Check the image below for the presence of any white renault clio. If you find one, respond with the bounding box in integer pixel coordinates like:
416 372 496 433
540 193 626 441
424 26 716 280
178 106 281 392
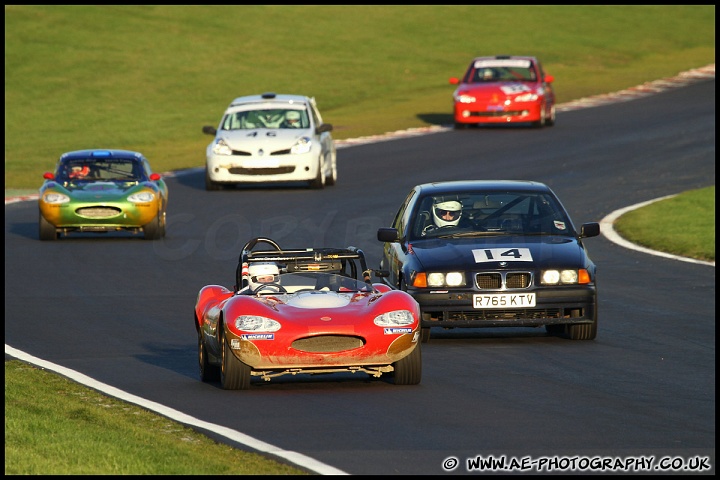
202 92 336 190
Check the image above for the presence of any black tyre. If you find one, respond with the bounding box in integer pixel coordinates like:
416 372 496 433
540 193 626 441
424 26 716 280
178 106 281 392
532 106 546 128
143 212 162 240
158 206 167 238
420 312 432 343
205 168 222 191
546 105 556 127
392 343 422 385
198 327 220 382
325 156 337 187
39 213 58 241
220 326 251 390
309 160 325 189
400 279 431 343
567 303 598 340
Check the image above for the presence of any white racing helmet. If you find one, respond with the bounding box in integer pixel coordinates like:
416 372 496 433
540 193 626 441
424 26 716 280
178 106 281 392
247 262 280 291
285 110 301 126
432 200 462 227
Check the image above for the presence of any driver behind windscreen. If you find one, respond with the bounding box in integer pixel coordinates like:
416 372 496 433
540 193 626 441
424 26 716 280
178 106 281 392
240 262 280 294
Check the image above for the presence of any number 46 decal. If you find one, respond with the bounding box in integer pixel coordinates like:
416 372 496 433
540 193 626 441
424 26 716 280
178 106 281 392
472 248 533 263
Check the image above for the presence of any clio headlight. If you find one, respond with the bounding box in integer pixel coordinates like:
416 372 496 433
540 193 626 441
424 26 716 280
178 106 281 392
456 94 476 103
290 137 312 154
374 310 415 327
211 138 233 156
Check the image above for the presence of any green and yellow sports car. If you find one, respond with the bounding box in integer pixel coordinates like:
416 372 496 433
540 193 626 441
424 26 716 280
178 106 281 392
38 149 169 241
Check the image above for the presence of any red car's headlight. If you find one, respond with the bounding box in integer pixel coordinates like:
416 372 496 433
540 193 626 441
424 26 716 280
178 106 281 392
235 315 281 332
374 310 415 327
455 94 476 103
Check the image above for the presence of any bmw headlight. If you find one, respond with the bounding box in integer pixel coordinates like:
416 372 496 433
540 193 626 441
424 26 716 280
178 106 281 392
235 315 281 332
128 191 155 203
419 271 466 288
514 93 539 102
290 136 312 154
456 94 476 103
211 138 233 156
541 269 591 285
374 310 414 327
42 192 70 204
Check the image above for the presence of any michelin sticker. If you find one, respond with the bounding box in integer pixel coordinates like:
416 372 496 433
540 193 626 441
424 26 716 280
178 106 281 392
384 328 413 335
241 333 274 340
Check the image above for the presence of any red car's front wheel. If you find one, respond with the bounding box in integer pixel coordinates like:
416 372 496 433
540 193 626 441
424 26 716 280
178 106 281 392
392 343 422 385
220 326 252 390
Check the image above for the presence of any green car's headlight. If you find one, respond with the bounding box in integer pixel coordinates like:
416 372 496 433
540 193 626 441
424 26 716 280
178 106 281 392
128 191 155 203
42 192 70 204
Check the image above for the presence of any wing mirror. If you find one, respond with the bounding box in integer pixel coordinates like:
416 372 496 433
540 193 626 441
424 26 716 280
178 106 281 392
580 222 600 238
377 227 399 242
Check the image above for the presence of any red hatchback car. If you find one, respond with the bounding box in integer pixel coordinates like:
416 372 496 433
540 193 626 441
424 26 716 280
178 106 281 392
449 55 555 129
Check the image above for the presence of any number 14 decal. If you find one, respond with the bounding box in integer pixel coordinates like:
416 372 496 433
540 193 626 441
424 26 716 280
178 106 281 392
472 248 533 263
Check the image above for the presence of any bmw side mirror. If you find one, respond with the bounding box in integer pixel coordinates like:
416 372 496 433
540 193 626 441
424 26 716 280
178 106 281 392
202 125 217 136
579 222 600 238
377 227 399 242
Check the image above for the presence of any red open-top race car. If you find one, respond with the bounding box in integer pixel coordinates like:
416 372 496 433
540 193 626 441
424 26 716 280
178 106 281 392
194 237 422 389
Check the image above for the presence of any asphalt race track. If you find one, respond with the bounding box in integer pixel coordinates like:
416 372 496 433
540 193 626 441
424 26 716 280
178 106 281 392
5 77 715 475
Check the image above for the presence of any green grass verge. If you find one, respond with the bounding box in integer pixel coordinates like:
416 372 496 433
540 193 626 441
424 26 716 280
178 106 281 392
4 361 308 475
4 5 715 190
614 186 715 262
